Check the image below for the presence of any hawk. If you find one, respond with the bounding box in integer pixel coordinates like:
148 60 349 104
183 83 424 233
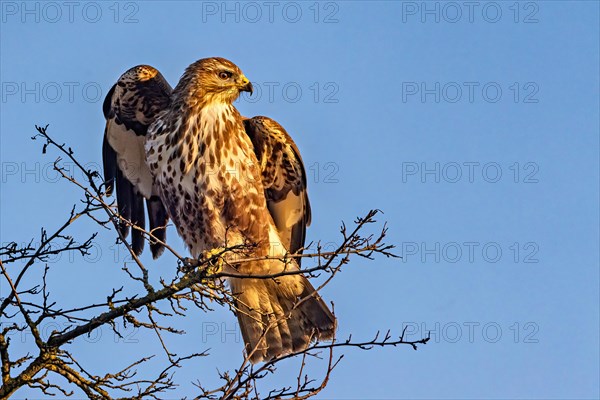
103 58 336 362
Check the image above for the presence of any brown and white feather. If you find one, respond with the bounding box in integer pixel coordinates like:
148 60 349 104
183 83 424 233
103 65 171 258
145 58 335 363
243 116 311 263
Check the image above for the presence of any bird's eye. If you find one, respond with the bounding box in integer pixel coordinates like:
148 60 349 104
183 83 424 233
218 71 232 80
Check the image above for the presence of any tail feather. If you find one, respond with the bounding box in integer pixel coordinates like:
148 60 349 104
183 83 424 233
231 273 336 364
297 277 336 340
234 279 270 362
274 289 306 352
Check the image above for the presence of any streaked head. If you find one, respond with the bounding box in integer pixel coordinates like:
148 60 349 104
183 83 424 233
180 57 253 104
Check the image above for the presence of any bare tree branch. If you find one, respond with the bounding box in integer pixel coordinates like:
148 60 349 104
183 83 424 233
0 126 429 399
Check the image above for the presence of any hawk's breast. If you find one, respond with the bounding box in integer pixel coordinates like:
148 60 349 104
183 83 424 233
146 103 270 257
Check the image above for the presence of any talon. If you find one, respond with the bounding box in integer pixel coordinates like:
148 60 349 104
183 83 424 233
197 247 227 299
202 247 225 275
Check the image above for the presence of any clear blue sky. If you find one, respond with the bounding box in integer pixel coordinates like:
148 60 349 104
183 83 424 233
1 1 598 398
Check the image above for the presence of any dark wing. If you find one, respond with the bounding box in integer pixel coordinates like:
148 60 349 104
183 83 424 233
243 116 311 265
103 65 172 258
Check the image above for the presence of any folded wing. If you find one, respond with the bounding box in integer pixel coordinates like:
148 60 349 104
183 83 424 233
102 65 172 258
243 116 311 264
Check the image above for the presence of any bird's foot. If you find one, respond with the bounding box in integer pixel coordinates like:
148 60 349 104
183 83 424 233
201 247 225 276
198 247 226 300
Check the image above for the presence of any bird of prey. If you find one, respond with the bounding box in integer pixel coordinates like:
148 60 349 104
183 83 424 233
103 58 336 362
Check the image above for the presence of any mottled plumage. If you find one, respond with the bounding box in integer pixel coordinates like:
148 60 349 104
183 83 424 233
102 66 171 258
104 58 335 363
243 116 311 263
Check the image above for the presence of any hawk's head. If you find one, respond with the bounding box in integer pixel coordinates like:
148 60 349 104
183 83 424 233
179 57 253 105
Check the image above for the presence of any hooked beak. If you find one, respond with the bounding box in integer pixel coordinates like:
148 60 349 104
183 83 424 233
239 75 253 95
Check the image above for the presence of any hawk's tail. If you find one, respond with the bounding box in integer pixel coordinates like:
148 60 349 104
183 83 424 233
230 274 336 364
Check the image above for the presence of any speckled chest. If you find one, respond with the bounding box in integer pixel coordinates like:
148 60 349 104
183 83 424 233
146 103 269 254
